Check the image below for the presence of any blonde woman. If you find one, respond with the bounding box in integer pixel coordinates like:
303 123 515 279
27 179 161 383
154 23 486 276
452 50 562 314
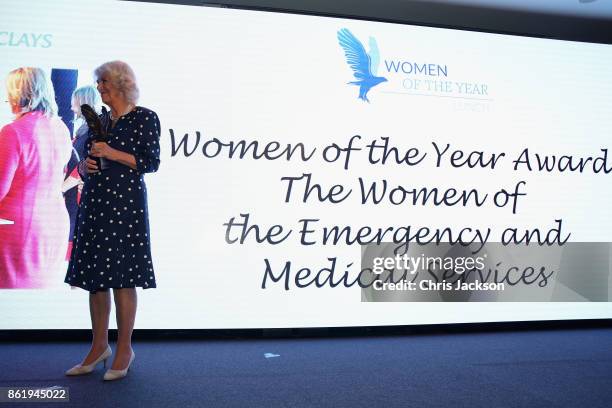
71 85 102 162
0 67 72 288
65 61 161 381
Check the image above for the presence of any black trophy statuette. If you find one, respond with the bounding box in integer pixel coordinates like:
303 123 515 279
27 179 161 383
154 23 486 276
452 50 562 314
81 104 111 171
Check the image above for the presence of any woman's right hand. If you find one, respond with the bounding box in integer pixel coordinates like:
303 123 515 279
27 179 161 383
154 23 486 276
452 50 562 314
85 157 99 173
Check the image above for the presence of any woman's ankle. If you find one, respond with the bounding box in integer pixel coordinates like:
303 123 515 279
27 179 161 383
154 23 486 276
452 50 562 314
91 341 109 351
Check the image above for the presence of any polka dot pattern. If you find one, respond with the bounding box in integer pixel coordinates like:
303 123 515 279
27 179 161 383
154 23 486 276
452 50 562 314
65 107 160 292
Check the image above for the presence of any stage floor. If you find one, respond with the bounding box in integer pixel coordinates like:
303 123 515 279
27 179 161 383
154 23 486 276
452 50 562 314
2 328 611 407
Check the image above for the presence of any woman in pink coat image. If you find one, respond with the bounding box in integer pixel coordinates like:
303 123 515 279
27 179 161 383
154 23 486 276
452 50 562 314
0 67 72 288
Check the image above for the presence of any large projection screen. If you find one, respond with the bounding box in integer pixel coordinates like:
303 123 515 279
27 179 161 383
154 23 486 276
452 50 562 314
1 0 611 329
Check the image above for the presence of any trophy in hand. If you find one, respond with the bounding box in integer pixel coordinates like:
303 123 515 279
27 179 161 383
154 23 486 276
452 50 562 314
81 104 111 171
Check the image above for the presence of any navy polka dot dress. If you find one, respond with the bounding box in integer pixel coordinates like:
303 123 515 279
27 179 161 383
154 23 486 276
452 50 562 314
65 107 160 293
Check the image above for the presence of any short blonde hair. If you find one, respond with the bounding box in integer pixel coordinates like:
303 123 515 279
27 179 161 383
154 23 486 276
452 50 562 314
72 85 102 119
6 67 58 116
94 60 139 105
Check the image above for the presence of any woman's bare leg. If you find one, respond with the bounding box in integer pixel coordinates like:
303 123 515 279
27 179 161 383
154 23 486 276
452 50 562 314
111 288 137 369
82 291 111 365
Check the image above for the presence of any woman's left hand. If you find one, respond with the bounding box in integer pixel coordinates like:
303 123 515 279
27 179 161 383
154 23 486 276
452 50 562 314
90 142 116 160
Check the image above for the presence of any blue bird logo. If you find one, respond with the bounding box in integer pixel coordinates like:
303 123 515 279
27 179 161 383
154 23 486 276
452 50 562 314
337 28 387 103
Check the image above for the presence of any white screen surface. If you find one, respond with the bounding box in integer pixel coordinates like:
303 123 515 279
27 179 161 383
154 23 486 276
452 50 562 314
0 0 611 328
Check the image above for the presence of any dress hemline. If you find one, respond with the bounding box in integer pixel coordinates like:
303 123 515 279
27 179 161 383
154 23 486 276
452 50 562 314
66 282 156 293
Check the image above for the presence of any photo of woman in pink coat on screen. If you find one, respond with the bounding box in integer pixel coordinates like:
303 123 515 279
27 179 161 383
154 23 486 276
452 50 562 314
0 67 72 288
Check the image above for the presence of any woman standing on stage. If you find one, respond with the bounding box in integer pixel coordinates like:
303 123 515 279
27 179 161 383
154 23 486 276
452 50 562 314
65 61 161 381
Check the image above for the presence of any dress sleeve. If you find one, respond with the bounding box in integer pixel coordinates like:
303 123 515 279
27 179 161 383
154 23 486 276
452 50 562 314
134 110 161 174
0 125 20 202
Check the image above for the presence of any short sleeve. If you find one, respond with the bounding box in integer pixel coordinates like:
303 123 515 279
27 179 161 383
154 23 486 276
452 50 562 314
0 124 21 202
134 110 161 174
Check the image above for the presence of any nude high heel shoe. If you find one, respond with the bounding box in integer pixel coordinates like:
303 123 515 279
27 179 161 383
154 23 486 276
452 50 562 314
65 345 112 376
103 350 135 381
